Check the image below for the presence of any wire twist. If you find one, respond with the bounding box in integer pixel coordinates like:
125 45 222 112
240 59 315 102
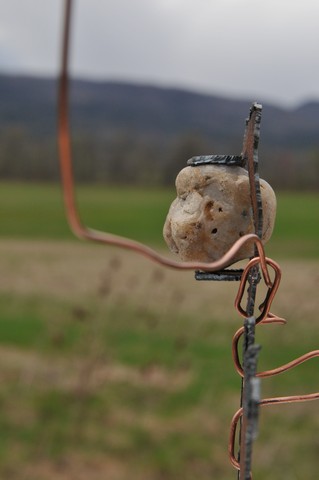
228 255 319 475
58 2 319 478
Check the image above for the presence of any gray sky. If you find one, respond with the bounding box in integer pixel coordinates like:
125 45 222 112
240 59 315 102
0 0 318 107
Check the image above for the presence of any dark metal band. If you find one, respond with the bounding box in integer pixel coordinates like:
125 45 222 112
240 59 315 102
187 155 244 167
195 269 244 282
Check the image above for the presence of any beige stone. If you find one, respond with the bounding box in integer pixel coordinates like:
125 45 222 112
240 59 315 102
163 165 276 264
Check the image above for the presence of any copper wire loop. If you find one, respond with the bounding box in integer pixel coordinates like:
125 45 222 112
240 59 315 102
230 257 319 477
232 323 319 379
229 392 319 472
235 256 281 320
58 1 318 479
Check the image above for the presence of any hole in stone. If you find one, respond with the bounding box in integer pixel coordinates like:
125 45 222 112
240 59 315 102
211 228 218 234
239 231 244 237
218 207 223 212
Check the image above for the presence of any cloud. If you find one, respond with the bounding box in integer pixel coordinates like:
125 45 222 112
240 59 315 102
0 0 318 106
0 0 63 74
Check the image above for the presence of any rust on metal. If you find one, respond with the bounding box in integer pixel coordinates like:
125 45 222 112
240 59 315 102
242 103 263 240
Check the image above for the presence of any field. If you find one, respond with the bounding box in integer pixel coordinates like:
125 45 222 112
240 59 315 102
1 182 319 257
0 182 318 479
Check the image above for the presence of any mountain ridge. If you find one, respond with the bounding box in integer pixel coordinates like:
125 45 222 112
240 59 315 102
1 73 319 150
0 73 318 189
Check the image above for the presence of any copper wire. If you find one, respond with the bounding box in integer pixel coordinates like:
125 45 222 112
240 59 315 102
229 392 319 472
235 256 281 319
58 1 318 478
229 248 319 477
57 0 271 281
232 323 319 379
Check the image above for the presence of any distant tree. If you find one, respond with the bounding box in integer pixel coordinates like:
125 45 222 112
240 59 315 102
0 127 57 180
161 133 210 186
311 149 319 191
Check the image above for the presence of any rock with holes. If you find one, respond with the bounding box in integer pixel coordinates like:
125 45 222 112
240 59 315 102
163 165 276 264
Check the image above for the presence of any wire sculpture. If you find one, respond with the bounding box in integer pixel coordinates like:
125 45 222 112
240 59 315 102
58 1 319 478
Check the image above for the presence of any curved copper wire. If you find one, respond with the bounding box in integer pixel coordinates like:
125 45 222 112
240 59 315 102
57 0 273 281
232 317 287 378
58 2 318 479
235 256 281 320
230 263 319 477
229 392 319 472
233 323 319 379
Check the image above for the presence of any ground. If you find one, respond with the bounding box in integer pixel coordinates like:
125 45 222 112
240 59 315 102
0 239 318 480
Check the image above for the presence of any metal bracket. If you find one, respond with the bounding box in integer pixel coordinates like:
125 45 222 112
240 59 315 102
187 155 244 167
193 103 263 282
195 269 244 282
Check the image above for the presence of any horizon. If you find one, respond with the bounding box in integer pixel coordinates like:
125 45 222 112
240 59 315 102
1 69 318 112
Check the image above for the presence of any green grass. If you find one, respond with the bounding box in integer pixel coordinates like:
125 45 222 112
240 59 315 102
0 181 318 478
0 182 318 257
0 182 174 246
274 192 319 240
0 283 318 479
269 192 319 258
0 314 44 348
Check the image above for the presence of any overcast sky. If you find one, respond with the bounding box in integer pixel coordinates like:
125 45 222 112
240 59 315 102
0 0 318 107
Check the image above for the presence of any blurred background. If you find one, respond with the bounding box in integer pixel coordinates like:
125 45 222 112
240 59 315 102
0 1 318 479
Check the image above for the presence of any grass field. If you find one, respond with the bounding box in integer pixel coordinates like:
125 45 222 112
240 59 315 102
0 182 318 257
0 182 318 479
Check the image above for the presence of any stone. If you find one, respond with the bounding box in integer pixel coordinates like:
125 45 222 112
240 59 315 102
163 165 276 264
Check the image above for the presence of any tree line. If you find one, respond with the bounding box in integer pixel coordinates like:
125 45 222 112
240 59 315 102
0 126 318 190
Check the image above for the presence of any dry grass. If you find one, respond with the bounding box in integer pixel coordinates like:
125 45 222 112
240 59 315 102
2 239 318 321
0 239 318 479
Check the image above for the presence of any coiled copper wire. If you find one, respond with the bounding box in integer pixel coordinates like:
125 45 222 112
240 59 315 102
229 256 319 477
58 1 318 479
229 392 319 472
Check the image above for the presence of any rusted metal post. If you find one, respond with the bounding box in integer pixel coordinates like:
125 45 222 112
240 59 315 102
237 104 263 480
238 318 261 479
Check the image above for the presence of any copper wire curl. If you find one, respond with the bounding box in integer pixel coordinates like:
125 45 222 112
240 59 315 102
229 258 319 476
58 1 318 478
229 393 319 471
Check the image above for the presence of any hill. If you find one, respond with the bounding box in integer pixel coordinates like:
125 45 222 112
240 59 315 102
2 74 319 146
0 74 318 187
